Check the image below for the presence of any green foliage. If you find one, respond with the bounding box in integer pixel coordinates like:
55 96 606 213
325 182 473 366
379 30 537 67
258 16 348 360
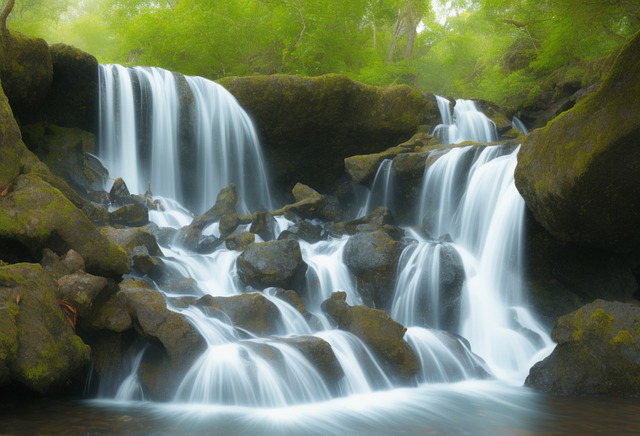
4 0 639 106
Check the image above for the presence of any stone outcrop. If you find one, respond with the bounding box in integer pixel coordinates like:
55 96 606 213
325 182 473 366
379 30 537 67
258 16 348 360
218 74 439 193
515 31 640 251
526 300 640 396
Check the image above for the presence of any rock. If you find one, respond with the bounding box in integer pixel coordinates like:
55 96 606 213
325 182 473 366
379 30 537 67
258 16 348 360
278 220 325 244
21 123 105 195
0 173 129 278
278 336 344 384
515 31 640 251
332 206 398 237
322 292 419 382
526 300 640 396
98 226 163 257
176 184 238 250
108 177 133 206
211 293 282 336
218 74 439 193
236 239 308 290
131 246 160 274
524 216 638 326
56 271 112 320
41 43 99 132
109 203 150 227
225 231 255 251
0 31 52 124
86 294 132 332
118 279 206 360
40 248 85 279
0 263 90 394
343 229 405 308
249 211 278 241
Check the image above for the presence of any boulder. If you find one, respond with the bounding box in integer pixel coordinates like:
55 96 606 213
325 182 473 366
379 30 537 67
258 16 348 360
39 248 85 279
278 336 344 384
56 271 112 320
515 31 640 251
526 300 640 396
117 279 206 360
218 74 439 193
0 172 129 278
99 226 163 257
109 203 150 227
343 229 405 308
236 239 308 290
322 292 419 382
211 293 282 336
0 263 90 394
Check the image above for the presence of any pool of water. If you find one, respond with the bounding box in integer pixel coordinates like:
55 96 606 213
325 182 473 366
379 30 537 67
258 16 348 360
2 381 639 435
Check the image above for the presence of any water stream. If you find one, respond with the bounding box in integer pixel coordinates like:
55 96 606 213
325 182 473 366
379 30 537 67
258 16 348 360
92 70 555 427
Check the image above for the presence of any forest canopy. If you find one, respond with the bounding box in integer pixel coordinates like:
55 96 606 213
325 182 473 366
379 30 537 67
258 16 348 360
5 0 640 107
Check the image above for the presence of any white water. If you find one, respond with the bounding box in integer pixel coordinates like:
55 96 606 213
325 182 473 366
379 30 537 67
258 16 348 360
98 65 273 214
96 73 553 411
431 97 499 144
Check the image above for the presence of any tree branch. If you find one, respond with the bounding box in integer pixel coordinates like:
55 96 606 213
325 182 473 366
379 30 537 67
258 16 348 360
1 0 15 34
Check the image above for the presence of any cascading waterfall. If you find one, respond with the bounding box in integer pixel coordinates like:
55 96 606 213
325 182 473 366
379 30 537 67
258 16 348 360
98 64 273 214
431 96 499 144
96 74 552 412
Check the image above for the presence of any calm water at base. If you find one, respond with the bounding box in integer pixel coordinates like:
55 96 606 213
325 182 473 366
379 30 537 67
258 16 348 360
1 381 639 435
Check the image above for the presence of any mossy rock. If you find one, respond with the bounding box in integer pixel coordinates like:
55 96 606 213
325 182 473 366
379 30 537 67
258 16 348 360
278 335 344 385
322 291 419 382
0 30 52 124
515 30 640 251
236 239 308 290
218 74 439 193
212 293 282 336
526 300 640 396
0 263 90 394
0 173 129 278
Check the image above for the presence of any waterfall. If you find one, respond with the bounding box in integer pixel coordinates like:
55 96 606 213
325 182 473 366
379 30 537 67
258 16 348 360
431 97 499 145
98 64 273 214
95 74 553 409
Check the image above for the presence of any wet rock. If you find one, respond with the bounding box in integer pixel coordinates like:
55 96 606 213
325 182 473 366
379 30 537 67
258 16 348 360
213 293 282 336
278 336 344 384
278 220 325 244
322 292 419 382
87 294 132 333
343 229 405 308
131 246 160 275
237 239 308 290
249 211 278 241
526 300 640 396
225 231 255 251
176 184 238 251
332 206 398 237
117 279 206 370
0 263 90 394
99 226 163 257
515 31 640 251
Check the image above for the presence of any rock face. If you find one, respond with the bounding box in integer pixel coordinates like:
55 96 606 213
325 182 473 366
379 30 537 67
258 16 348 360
526 300 640 396
515 31 640 251
322 291 419 382
236 239 308 290
218 74 439 193
0 264 90 394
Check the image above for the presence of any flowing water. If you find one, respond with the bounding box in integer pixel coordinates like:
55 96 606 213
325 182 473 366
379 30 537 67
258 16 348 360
3 73 579 432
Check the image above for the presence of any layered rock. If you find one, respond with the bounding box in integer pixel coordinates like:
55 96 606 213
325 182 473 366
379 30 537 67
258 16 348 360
526 300 640 396
515 31 640 251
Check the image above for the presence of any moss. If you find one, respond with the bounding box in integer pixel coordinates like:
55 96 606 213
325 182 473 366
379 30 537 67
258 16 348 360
610 330 636 348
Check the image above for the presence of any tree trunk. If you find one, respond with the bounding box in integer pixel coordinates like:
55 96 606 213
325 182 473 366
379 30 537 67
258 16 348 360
1 0 15 34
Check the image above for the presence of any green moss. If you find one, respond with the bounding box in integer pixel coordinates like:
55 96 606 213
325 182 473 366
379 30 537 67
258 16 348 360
610 330 636 348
